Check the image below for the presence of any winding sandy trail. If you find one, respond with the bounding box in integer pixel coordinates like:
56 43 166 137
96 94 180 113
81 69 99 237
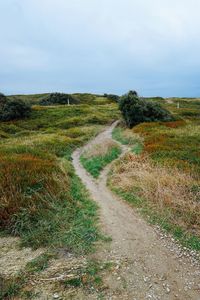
72 122 200 300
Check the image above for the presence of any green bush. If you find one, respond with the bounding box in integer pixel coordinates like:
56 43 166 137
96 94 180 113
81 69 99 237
0 96 31 121
0 93 7 108
0 93 5 99
119 91 172 128
39 93 79 106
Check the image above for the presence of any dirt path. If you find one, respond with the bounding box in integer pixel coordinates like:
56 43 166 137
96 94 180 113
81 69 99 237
72 122 200 300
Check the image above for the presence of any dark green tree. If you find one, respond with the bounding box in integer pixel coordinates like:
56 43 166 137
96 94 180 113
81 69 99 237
0 96 31 121
119 91 172 128
0 93 6 108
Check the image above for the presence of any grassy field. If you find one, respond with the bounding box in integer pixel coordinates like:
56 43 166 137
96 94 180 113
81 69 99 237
1 93 200 297
110 98 200 250
0 96 119 252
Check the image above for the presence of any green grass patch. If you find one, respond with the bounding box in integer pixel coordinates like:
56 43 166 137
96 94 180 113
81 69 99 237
0 273 26 300
112 126 143 155
131 143 143 155
112 127 131 145
80 146 122 178
25 253 55 273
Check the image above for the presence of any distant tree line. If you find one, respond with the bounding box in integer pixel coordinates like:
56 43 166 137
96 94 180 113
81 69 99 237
0 90 172 126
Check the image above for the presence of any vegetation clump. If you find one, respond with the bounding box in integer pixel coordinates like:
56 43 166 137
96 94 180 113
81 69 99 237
39 92 79 106
0 92 6 104
119 90 172 128
0 93 31 121
81 140 121 178
112 126 143 154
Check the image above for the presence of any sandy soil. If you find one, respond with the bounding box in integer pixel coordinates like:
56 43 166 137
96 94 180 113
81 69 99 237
0 237 44 277
72 121 200 300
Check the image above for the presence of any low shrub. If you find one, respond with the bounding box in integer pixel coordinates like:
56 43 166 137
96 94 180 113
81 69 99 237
119 90 172 128
0 93 7 106
39 93 79 106
0 96 31 121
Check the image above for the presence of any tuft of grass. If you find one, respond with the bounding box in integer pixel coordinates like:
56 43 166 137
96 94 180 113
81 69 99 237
81 145 121 178
131 143 143 155
63 259 112 290
0 253 54 299
25 253 55 273
112 126 136 145
112 126 143 155
0 273 26 300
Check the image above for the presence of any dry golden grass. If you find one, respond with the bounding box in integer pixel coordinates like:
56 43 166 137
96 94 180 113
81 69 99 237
110 153 200 235
83 139 119 159
122 129 143 144
112 126 143 146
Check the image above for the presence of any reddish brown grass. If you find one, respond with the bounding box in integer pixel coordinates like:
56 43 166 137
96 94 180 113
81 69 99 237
0 154 69 227
163 120 186 128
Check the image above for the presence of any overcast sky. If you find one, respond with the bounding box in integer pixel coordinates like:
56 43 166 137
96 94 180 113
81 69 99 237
1 0 200 97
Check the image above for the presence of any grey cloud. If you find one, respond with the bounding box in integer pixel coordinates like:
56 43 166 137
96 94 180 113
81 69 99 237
1 0 200 96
